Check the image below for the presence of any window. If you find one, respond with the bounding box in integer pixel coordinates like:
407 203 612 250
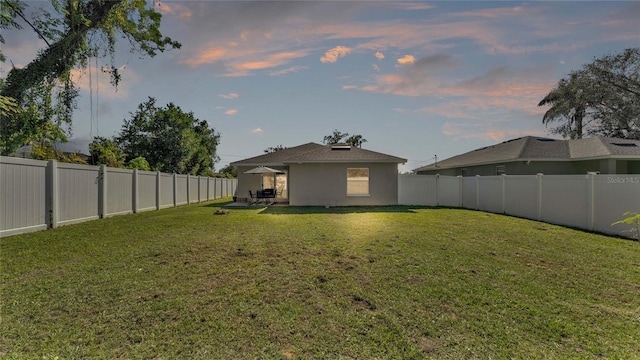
347 168 369 195
495 165 506 175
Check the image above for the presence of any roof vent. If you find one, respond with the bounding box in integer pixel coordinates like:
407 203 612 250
331 144 351 150
611 142 637 147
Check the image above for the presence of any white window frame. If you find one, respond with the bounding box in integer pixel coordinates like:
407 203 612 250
347 168 369 196
496 165 506 175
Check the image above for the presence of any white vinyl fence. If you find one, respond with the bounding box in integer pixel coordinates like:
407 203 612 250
1 156 237 237
399 174 640 238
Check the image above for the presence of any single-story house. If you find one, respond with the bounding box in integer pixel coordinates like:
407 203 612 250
414 136 640 176
231 142 406 206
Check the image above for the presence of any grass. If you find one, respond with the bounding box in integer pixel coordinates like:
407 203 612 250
1 198 639 359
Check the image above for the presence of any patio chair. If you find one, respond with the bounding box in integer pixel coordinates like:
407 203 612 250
248 190 257 205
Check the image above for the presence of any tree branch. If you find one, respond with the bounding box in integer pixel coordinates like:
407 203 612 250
4 0 51 47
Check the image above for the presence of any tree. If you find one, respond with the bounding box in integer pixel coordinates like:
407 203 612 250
89 136 125 168
322 129 368 147
322 129 349 144
264 145 286 153
0 0 181 155
30 142 86 164
115 97 220 175
538 71 591 139
345 134 367 148
127 156 150 171
218 164 237 178
539 48 640 139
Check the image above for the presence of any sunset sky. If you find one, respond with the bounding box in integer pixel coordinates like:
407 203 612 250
3 1 639 172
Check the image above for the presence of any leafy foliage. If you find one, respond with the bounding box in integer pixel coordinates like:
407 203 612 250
264 144 286 153
612 211 640 240
89 136 125 168
218 164 237 178
322 129 368 147
115 97 220 175
30 142 87 164
539 48 640 139
0 0 181 155
127 156 150 171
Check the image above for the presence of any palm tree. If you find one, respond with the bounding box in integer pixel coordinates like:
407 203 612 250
538 71 589 139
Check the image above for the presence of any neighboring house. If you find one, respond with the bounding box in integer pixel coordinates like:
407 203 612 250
414 136 640 176
12 144 91 162
231 142 406 206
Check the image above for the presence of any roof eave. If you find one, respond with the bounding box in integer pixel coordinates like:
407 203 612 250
283 159 406 164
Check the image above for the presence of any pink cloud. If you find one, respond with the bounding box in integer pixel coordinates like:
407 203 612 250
155 1 192 19
225 109 238 115
182 47 228 67
375 51 385 60
320 46 352 63
270 65 308 76
397 55 415 65
251 127 263 134
70 64 137 98
454 5 538 18
219 93 239 99
442 121 547 142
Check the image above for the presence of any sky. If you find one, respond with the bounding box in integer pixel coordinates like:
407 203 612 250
2 1 639 172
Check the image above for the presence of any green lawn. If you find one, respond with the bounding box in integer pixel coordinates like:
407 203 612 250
1 199 639 359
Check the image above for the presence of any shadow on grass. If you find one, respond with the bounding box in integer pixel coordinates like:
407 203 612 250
258 205 439 215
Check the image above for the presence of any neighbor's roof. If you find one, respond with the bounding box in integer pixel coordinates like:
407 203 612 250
414 136 640 172
231 142 406 166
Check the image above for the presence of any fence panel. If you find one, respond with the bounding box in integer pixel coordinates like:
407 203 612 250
540 175 588 229
462 177 477 209
207 177 214 200
438 176 461 207
0 158 48 236
189 176 199 203
199 177 208 202
593 175 640 236
58 163 100 224
478 176 503 214
504 176 538 220
398 175 436 205
138 171 157 211
106 168 133 216
216 178 223 199
159 173 174 208
175 175 188 205
1 156 237 237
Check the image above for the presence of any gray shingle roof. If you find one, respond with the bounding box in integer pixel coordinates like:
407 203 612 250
414 136 640 172
232 142 406 166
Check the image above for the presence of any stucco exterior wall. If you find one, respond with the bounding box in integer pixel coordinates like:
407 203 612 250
288 162 399 206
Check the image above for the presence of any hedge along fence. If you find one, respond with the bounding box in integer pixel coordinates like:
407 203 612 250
0 156 237 237
399 173 640 238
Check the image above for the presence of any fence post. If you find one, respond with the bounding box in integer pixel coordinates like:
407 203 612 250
99 165 107 218
173 173 177 207
207 177 211 201
187 174 191 204
475 175 480 210
132 169 138 213
47 160 59 228
587 172 596 231
501 174 507 214
457 176 463 207
435 174 439 206
198 176 202 203
536 173 543 221
156 171 161 210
